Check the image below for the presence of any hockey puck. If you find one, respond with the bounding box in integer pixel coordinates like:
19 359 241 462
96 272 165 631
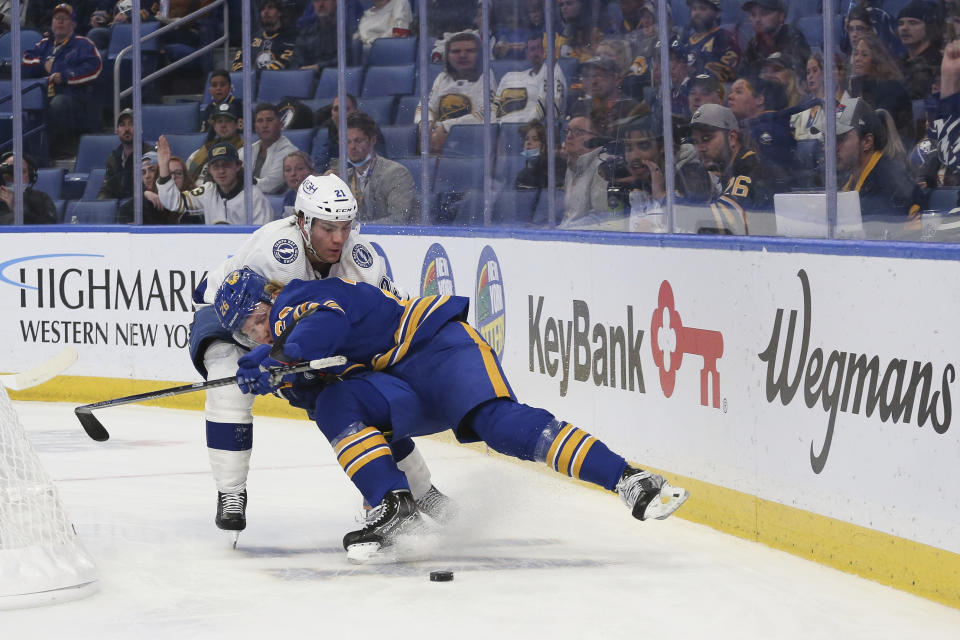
429 570 454 582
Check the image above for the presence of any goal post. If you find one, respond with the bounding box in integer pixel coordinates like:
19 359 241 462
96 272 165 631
0 382 98 609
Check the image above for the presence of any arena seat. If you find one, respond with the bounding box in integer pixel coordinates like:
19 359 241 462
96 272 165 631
257 69 316 103
379 124 417 158
366 37 417 67
315 66 363 99
362 65 417 97
80 168 107 200
358 96 396 125
394 94 424 124
442 124 496 158
66 198 118 224
34 168 65 200
163 133 207 160
73 134 118 174
142 103 201 140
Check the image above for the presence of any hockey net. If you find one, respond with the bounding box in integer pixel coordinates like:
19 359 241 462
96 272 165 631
0 383 98 609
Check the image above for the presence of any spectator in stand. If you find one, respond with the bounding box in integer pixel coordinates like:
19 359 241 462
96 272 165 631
524 0 545 34
934 39 960 183
596 38 633 76
688 72 725 116
117 151 184 225
237 103 299 195
294 0 363 31
494 34 567 124
556 0 605 62
760 52 804 108
612 0 644 35
835 97 920 219
690 104 783 233
728 76 797 179
491 2 532 60
327 111 418 224
635 37 689 116
425 0 476 44
0 1 27 35
896 0 943 100
514 120 565 190
416 31 495 154
293 0 350 72
356 0 412 50
167 155 194 192
157 137 272 225
232 0 296 72
560 112 610 225
792 52 852 141
22 3 102 159
188 101 244 184
849 32 914 146
740 0 810 79
683 0 741 83
621 1 658 63
313 94 386 171
201 70 243 141
97 108 154 200
0 153 57 225
841 1 901 58
281 150 315 213
579 55 640 133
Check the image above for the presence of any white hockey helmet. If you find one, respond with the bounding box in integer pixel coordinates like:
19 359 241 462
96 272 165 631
295 174 357 227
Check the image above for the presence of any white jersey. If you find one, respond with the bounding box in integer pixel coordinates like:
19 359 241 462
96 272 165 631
201 215 397 305
158 176 273 226
494 64 566 124
415 70 496 132
356 0 412 46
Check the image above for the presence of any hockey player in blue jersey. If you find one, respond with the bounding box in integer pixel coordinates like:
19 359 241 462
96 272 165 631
214 265 690 563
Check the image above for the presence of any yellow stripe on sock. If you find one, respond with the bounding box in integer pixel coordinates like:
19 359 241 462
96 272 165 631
545 423 575 470
334 426 381 456
343 446 393 478
556 429 588 476
570 436 597 479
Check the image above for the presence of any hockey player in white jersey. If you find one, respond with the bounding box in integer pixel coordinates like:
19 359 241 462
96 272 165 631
189 173 450 542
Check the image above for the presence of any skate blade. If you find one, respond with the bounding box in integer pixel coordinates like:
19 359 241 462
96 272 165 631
644 483 690 520
227 530 240 549
346 528 439 565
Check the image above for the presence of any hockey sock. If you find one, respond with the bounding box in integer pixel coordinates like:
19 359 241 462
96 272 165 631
332 422 409 507
533 420 626 491
206 421 253 493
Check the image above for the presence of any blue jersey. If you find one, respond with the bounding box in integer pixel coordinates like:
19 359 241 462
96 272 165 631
683 26 740 83
272 278 469 372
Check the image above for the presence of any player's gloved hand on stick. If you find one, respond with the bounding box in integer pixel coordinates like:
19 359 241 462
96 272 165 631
237 343 301 395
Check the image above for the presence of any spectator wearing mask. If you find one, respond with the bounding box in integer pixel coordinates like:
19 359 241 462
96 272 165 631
740 0 810 79
515 120 565 190
238 103 299 195
356 0 412 49
896 0 943 100
495 35 567 124
0 153 57 225
683 0 741 83
232 0 296 72
22 3 102 158
98 108 155 200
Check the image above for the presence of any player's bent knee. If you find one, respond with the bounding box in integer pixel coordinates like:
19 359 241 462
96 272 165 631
467 399 555 460
204 341 254 423
314 379 389 440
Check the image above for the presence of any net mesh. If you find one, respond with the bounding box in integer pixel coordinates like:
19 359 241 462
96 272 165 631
0 383 75 551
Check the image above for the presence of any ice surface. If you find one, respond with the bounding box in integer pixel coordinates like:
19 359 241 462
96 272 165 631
3 401 959 639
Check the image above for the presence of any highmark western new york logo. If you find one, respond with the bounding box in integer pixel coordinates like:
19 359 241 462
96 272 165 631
475 245 505 359
759 269 953 474
420 243 455 296
528 280 724 404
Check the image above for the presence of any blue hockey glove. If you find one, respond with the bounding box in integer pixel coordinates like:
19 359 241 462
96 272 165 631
237 344 295 395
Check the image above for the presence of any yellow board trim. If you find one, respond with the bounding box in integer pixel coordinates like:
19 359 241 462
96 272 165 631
9 375 960 611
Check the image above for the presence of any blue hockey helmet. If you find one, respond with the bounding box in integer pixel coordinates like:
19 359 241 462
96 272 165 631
214 268 273 332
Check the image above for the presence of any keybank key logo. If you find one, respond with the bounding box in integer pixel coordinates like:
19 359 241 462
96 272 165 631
475 245 505 359
420 243 455 297
650 280 724 408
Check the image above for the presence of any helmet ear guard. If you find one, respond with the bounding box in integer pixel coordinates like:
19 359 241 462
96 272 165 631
294 174 358 229
214 268 273 332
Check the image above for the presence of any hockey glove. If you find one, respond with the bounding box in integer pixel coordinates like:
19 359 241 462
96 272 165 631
237 343 301 395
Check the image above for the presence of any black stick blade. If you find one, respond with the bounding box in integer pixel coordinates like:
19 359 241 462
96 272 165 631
75 407 110 442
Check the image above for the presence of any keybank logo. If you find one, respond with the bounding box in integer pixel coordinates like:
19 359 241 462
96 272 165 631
420 243 455 296
475 245 505 359
650 280 724 409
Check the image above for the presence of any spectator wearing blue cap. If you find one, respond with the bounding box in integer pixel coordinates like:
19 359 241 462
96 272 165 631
22 3 102 159
682 0 741 83
740 0 810 79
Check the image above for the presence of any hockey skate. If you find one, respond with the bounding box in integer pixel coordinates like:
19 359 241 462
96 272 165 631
215 490 247 548
616 467 689 521
343 489 424 564
415 485 458 525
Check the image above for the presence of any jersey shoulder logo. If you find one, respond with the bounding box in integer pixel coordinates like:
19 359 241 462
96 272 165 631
273 238 299 264
351 244 374 269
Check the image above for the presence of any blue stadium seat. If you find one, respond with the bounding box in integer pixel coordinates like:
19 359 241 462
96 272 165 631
441 189 485 226
0 30 43 66
107 22 160 58
163 133 207 160
426 62 444 90
35 168 65 200
362 65 417 97
379 124 417 158
491 59 528 81
0 79 47 112
493 154 525 186
358 96 396 125
788 0 822 20
670 0 691 26
52 199 66 223
497 122 527 156
928 188 960 213
284 128 315 154
442 124 496 157
315 66 363 99
74 134 118 173
396 155 436 193
394 94 425 124
796 16 823 49
257 69 316 103
299 98 330 114
434 156 485 192
265 193 287 218
493 189 540 225
81 168 107 200
66 199 118 224
557 57 579 86
366 37 417 67
142 103 201 140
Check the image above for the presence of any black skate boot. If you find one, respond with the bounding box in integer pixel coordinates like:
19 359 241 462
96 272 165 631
216 490 247 531
415 485 457 525
615 467 689 521
343 489 423 564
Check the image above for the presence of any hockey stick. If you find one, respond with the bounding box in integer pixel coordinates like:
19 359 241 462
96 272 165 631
0 347 79 391
74 355 346 442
